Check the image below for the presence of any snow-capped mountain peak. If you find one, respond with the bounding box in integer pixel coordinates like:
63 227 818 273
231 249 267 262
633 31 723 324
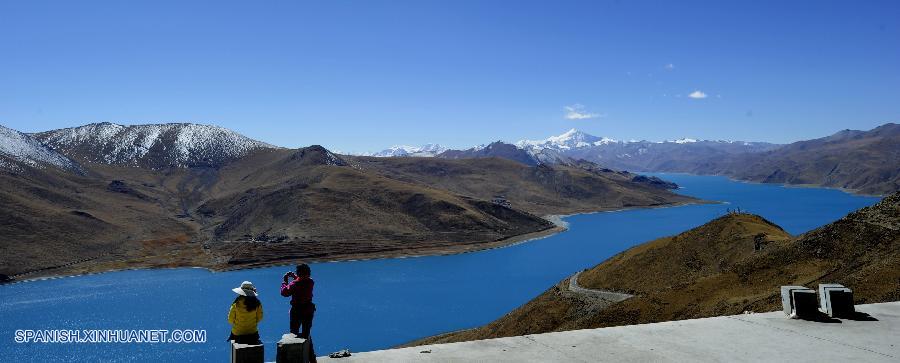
545 128 602 145
0 125 79 172
32 122 277 168
550 128 581 140
517 129 619 150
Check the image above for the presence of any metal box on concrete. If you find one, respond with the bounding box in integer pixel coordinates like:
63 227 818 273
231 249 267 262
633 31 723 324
276 333 310 363
781 285 817 319
231 342 264 363
819 283 855 317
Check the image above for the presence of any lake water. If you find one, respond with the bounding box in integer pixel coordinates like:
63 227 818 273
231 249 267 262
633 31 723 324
0 175 881 362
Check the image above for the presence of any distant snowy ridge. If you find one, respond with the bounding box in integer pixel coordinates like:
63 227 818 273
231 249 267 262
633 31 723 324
0 125 79 171
516 129 773 151
395 128 781 171
509 129 781 171
360 129 762 162
361 129 716 159
33 122 277 168
515 129 731 149
364 143 448 157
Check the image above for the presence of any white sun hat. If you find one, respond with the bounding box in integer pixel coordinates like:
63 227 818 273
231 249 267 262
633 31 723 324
232 281 258 297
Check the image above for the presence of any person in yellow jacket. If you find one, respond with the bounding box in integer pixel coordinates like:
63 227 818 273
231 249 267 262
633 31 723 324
228 281 264 344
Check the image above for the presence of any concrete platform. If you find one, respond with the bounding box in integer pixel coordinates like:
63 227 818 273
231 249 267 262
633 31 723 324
321 302 899 362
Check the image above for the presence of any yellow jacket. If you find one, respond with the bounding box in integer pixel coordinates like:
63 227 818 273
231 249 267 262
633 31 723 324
228 299 264 335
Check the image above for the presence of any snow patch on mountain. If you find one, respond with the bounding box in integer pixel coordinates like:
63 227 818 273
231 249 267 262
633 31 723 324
0 125 79 171
33 122 277 168
367 143 448 157
322 149 346 166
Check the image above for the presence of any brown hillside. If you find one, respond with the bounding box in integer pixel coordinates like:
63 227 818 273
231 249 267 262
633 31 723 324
196 148 556 266
348 156 694 215
0 164 200 278
696 123 900 195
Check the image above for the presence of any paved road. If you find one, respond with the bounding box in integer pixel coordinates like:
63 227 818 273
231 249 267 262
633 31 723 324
567 270 633 302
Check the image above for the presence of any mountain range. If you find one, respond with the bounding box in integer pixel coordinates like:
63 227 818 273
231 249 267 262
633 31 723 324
413 191 900 346
514 128 780 171
370 123 900 195
0 122 694 280
5 121 897 281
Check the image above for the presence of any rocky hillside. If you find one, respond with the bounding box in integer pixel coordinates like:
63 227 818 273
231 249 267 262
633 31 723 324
416 193 899 345
32 122 277 169
1 123 696 279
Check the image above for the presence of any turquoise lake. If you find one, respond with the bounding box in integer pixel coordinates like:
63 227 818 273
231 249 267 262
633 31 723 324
0 174 881 362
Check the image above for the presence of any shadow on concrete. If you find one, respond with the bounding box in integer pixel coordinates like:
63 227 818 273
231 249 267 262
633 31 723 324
805 312 842 324
840 311 879 321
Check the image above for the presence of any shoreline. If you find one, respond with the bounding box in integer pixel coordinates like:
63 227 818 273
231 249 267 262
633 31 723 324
217 223 569 272
3 225 569 285
3 200 704 285
210 199 710 271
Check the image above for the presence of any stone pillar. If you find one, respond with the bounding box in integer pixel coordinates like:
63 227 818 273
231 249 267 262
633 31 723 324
780 285 817 319
276 333 310 363
231 342 264 363
818 284 855 317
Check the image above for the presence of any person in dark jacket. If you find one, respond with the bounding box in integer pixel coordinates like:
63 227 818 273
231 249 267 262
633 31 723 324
281 263 316 362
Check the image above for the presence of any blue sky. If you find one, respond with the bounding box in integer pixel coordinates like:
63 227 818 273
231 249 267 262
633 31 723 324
1 0 898 152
